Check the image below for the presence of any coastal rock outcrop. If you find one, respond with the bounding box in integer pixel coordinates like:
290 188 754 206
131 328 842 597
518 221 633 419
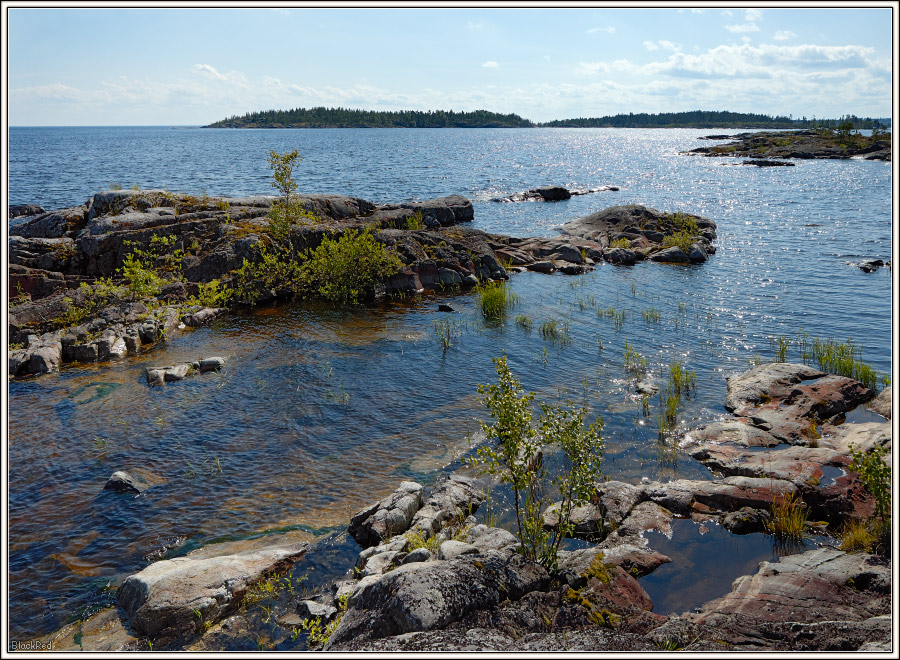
116 542 308 643
688 130 891 161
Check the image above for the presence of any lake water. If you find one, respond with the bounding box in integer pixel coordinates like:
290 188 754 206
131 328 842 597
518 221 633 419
6 127 893 641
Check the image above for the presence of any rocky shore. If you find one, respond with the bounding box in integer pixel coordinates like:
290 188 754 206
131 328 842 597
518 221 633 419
686 129 891 161
8 190 716 379
34 362 891 652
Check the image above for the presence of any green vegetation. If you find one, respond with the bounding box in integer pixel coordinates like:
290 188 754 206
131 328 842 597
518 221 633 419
515 314 533 331
623 340 647 375
540 110 887 129
765 492 807 542
771 335 791 363
539 319 571 345
267 149 320 239
849 443 890 524
233 228 402 306
210 108 887 130
303 229 403 304
641 308 661 324
466 356 604 569
208 107 534 129
119 234 185 301
609 238 632 249
58 278 124 326
295 593 349 648
801 336 878 390
839 519 878 553
433 318 464 353
476 280 519 322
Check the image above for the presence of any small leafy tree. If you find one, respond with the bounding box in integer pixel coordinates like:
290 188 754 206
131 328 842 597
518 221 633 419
267 149 318 239
467 356 604 569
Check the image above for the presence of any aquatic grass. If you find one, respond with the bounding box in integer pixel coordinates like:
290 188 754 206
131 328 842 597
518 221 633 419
667 361 696 398
623 340 647 375
765 492 807 542
515 314 533 331
641 308 661 324
539 319 572 346
433 318 463 353
476 280 519 322
770 335 791 363
804 336 879 390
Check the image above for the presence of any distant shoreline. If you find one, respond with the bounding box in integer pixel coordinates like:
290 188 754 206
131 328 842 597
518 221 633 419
204 108 889 131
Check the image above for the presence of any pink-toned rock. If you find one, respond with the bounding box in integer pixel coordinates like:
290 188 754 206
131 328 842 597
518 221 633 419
781 375 874 420
725 363 824 415
684 421 781 448
868 386 891 419
693 547 890 624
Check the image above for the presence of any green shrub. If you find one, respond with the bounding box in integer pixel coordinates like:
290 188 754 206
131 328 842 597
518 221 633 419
190 279 232 308
466 356 604 570
58 278 125 326
849 443 890 523
301 229 402 305
661 231 695 254
231 242 305 305
609 238 632 249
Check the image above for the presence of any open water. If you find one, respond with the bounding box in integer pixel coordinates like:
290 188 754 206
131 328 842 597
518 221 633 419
6 127 893 641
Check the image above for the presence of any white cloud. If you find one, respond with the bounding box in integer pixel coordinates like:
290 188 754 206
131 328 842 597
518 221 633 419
193 64 227 81
643 40 659 51
575 61 610 75
744 9 763 22
774 30 797 41
466 20 485 31
658 40 681 52
587 26 615 34
725 22 760 33
726 8 763 33
482 61 499 68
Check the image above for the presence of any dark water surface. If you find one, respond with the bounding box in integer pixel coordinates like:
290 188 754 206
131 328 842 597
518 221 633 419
6 127 893 639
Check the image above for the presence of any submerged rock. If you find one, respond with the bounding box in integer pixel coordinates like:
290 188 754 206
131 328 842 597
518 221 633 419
103 470 149 495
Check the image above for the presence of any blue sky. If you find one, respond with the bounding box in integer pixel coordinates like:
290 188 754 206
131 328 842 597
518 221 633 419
6 6 895 125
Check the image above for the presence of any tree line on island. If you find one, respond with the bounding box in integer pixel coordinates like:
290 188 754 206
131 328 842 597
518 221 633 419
205 107 888 130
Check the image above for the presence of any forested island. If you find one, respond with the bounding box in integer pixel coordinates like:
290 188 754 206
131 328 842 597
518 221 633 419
205 107 888 130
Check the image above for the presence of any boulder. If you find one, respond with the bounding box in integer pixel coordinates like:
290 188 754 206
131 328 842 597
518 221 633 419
409 474 484 537
349 481 425 548
868 386 891 419
603 248 637 266
437 540 478 561
103 470 149 495
116 542 308 641
324 550 549 649
649 246 690 264
198 357 226 373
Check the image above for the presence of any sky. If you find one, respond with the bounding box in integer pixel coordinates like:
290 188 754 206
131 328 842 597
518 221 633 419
4 4 896 126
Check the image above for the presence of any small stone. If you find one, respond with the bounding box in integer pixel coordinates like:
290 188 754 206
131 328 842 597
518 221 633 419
104 470 147 495
437 304 455 312
198 357 226 373
297 600 338 620
437 540 478 561
401 548 433 565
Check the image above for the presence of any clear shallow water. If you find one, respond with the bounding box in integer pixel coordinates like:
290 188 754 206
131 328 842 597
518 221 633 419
6 127 893 639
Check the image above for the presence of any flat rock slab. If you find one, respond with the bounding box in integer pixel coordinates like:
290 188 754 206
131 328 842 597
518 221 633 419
693 547 890 624
116 542 307 641
725 363 825 415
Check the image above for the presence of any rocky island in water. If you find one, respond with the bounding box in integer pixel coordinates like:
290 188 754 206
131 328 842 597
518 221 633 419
7 177 892 652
